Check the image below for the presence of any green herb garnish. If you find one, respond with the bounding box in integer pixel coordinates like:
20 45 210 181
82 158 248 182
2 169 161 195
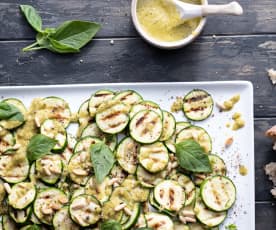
0 101 24 122
27 134 56 162
20 5 101 53
175 140 212 173
226 224 237 230
90 143 115 184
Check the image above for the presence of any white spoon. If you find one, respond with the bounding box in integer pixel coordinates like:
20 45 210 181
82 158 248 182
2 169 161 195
171 0 243 20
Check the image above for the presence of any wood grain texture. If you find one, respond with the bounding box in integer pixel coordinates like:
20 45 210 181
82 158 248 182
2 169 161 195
0 36 275 116
0 0 275 40
256 202 276 230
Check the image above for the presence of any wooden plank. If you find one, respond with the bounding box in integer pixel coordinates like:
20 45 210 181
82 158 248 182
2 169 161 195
0 0 276 39
255 118 276 201
0 36 275 116
256 202 276 229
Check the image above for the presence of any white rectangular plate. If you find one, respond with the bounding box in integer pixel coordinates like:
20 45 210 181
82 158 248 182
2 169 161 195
0 81 254 229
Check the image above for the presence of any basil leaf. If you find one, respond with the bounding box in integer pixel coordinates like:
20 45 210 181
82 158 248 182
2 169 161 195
175 140 212 173
27 134 56 162
100 220 122 230
90 143 115 184
0 102 24 122
50 20 100 49
49 38 80 53
20 5 43 32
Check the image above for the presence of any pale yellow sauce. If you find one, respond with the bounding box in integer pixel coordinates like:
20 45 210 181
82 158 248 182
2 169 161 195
232 112 245 130
222 94 240 111
239 165 248 176
137 0 201 42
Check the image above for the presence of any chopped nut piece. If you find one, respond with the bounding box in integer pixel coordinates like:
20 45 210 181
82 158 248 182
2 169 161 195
265 125 276 150
114 203 126 211
124 207 133 216
267 68 276 85
179 215 187 224
3 183 11 194
184 216 197 223
225 137 234 147
42 207 53 215
72 168 88 176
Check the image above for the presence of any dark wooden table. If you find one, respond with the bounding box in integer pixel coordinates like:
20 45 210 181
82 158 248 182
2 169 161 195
0 0 275 228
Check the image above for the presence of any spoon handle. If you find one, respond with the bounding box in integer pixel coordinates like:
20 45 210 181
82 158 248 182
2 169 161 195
202 1 243 16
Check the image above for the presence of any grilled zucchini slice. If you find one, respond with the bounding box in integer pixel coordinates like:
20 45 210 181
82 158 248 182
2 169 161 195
165 121 191 153
176 126 212 153
0 154 29 183
122 202 140 229
145 212 174 230
0 126 16 155
200 175 236 212
81 123 117 151
113 90 143 106
53 206 80 230
74 136 102 153
69 194 101 227
78 99 90 126
129 100 163 119
154 180 186 212
136 165 167 188
36 154 63 185
138 142 168 173
34 96 71 128
0 98 26 130
130 110 162 144
174 222 190 230
194 195 226 227
33 188 68 225
170 173 196 206
116 137 139 174
8 182 36 210
96 101 130 134
89 90 115 118
183 89 213 121
159 110 176 141
40 119 67 153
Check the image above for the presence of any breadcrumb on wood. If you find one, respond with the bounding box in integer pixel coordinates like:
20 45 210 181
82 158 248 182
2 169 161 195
267 69 276 85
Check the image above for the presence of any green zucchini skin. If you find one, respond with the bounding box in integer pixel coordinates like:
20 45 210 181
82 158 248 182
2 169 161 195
183 89 214 121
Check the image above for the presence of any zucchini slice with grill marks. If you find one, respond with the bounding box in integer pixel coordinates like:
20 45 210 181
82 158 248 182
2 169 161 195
165 121 191 153
116 137 139 174
0 126 16 155
194 154 226 185
78 99 90 126
85 176 113 203
53 206 80 230
40 119 67 153
194 194 226 227
96 101 130 134
8 182 36 210
129 100 163 119
74 136 102 153
113 90 143 106
34 96 71 128
154 180 186 212
0 98 27 130
69 194 101 227
33 188 68 225
145 212 174 230
81 123 117 151
183 89 213 121
136 165 167 188
138 142 168 173
130 110 162 144
176 126 212 153
89 90 115 118
61 133 76 164
9 206 31 224
170 173 196 206
122 202 140 229
0 154 29 183
36 154 63 185
200 175 236 212
159 110 176 141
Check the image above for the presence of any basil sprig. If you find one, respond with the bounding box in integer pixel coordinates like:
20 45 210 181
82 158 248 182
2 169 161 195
20 5 101 53
27 134 56 162
90 143 115 184
0 101 24 122
175 140 212 173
